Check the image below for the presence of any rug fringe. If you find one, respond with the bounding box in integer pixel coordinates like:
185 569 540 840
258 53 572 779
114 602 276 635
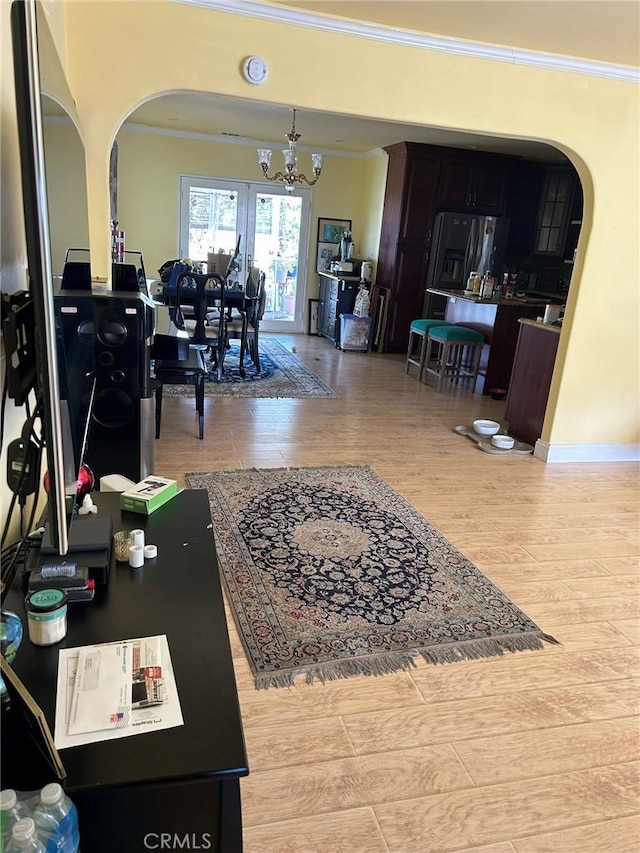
417 631 559 666
253 632 560 689
255 652 419 690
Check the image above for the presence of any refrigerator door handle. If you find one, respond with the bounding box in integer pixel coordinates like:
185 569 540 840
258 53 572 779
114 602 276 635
463 217 477 283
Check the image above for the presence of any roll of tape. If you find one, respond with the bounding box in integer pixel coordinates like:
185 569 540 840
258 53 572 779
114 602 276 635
131 529 145 548
128 544 144 568
144 544 158 560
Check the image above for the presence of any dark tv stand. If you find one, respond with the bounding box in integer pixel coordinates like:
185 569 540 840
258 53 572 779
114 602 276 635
4 490 248 853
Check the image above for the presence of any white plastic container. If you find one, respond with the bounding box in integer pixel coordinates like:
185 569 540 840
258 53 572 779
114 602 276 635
26 590 68 646
338 314 373 352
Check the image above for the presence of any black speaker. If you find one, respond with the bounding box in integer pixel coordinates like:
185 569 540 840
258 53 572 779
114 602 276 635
54 290 96 476
86 293 153 484
54 291 154 486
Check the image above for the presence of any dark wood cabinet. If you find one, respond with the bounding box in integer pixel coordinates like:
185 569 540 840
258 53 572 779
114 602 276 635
376 142 518 353
376 143 442 352
505 320 560 445
533 167 579 256
438 152 514 215
317 274 359 345
506 161 545 256
563 179 583 266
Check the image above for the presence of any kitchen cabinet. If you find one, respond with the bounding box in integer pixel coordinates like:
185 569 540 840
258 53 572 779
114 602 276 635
533 167 579 256
317 273 359 345
437 151 514 215
375 142 443 352
375 142 520 353
506 161 545 256
563 179 583 265
505 319 561 445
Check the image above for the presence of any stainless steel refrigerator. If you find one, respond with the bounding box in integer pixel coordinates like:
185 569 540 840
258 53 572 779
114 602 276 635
422 212 510 319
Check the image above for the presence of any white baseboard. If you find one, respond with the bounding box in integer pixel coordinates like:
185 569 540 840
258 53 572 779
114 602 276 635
534 440 640 463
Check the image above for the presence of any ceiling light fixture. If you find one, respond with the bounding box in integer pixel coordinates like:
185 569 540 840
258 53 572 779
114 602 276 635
257 109 324 193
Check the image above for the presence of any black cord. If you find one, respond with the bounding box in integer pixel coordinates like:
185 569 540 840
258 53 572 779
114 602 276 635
0 400 43 553
0 490 20 551
0 370 8 452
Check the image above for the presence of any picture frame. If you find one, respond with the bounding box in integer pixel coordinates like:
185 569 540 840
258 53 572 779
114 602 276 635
316 217 352 272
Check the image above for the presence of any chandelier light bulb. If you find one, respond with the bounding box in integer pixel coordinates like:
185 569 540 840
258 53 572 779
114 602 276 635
256 109 324 189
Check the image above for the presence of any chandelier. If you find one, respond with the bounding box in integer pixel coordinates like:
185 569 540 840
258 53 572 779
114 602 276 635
257 109 324 192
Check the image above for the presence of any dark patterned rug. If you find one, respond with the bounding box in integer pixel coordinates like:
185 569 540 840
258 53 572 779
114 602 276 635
162 338 337 398
186 465 558 689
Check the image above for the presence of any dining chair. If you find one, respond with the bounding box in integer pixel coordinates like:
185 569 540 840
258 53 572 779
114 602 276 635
150 304 206 439
224 267 260 377
153 347 207 439
176 271 227 380
246 271 267 373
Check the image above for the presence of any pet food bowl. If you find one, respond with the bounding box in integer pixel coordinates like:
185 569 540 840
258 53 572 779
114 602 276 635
489 388 508 401
491 434 515 450
473 419 501 436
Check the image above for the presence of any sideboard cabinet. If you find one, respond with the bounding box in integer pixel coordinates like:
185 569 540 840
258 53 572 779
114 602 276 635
317 274 359 345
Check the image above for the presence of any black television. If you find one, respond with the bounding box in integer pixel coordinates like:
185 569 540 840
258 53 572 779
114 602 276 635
9 0 103 561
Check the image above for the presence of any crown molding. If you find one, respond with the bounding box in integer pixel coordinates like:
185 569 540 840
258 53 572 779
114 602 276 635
175 0 639 84
121 121 381 157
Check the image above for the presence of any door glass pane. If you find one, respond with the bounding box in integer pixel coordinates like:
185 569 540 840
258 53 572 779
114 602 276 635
251 193 303 322
180 177 310 332
186 186 238 265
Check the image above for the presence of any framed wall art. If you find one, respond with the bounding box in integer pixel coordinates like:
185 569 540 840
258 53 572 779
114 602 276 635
316 217 352 272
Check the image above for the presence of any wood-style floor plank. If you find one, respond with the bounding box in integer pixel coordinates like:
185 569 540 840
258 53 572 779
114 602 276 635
241 744 472 826
154 333 640 853
512 814 640 853
242 808 390 853
373 762 640 852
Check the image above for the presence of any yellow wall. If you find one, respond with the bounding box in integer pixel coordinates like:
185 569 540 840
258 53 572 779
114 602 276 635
116 127 370 290
44 120 88 272
4 0 640 454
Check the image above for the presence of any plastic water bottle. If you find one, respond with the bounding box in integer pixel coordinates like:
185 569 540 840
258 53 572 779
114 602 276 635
1 789 29 848
32 785 79 853
5 818 46 852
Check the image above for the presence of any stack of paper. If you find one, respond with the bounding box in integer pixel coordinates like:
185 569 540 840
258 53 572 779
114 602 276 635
55 635 183 749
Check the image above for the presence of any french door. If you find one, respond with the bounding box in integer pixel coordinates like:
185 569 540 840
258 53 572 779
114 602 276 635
179 176 311 332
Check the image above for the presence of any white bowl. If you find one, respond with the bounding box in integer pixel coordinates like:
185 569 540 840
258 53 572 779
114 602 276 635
491 434 515 450
473 419 501 436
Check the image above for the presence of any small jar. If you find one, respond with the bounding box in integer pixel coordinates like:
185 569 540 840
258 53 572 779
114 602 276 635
26 589 68 646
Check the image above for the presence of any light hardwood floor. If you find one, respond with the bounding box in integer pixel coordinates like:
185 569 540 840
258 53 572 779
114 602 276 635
155 333 640 853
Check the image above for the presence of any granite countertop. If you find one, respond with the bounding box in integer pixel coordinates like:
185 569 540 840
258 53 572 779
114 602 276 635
518 317 562 334
426 287 550 306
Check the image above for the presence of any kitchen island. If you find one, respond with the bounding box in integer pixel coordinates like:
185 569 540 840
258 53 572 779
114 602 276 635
426 288 551 393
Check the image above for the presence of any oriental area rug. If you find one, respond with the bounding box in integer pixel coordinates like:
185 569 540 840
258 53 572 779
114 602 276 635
162 338 337 399
186 465 558 689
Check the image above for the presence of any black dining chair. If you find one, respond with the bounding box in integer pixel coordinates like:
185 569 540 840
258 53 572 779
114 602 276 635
176 271 227 380
151 304 207 440
245 271 267 373
224 267 261 377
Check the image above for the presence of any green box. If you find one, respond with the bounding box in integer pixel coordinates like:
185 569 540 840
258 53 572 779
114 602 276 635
119 476 178 515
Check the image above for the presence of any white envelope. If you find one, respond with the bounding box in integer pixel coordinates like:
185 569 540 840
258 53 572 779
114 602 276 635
67 642 132 735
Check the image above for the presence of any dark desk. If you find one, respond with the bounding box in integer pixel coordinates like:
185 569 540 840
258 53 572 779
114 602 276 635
5 490 248 853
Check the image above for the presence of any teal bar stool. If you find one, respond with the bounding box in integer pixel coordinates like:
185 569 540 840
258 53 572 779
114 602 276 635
424 325 485 392
406 319 451 380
